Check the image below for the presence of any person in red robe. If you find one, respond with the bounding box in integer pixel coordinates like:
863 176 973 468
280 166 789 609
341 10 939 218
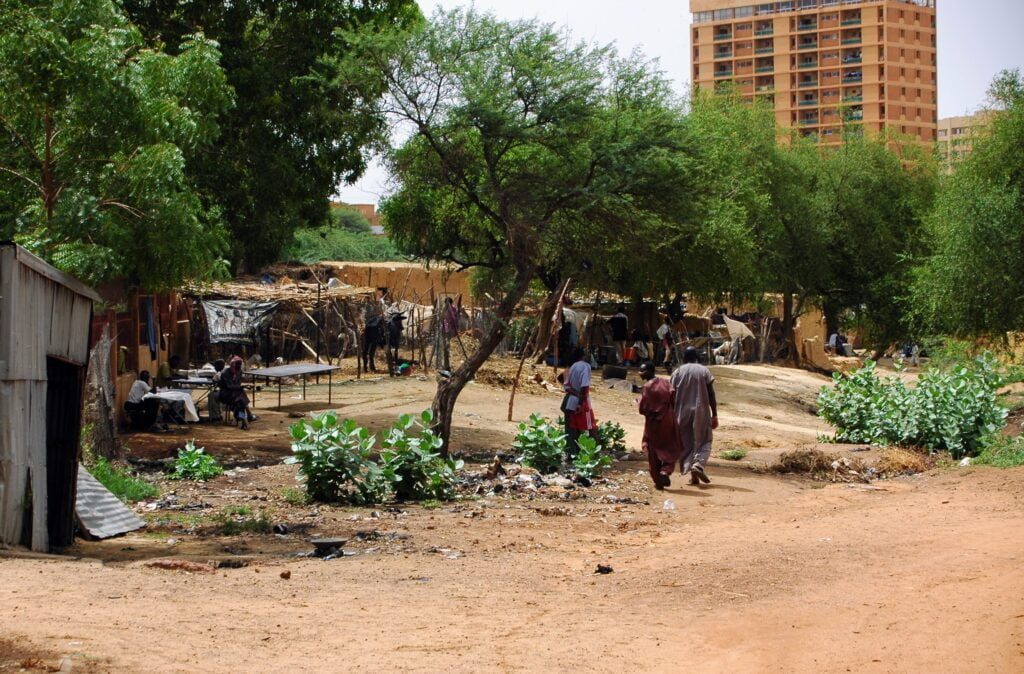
638 362 683 489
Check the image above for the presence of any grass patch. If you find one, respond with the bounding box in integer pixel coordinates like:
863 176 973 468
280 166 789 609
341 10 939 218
221 505 253 517
974 436 1024 468
143 512 208 529
90 458 159 503
279 487 311 506
718 449 748 461
215 509 273 535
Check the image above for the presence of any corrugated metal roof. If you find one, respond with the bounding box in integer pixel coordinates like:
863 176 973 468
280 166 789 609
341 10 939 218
75 465 145 539
1 242 101 302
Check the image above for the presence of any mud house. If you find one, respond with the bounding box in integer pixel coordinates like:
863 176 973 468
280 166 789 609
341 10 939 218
0 243 98 552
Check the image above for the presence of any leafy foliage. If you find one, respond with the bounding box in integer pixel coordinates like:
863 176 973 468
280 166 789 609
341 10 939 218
572 435 612 479
287 412 396 505
90 458 159 502
974 435 1024 468
0 0 233 288
380 411 464 501
513 414 567 475
285 226 402 264
817 357 1008 458
169 440 224 481
913 70 1024 337
123 0 422 270
596 421 628 455
719 449 748 461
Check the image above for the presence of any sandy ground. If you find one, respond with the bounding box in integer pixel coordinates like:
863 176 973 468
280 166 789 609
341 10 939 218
2 362 1023 673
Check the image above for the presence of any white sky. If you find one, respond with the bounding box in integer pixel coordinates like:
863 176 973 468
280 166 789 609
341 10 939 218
338 0 1024 205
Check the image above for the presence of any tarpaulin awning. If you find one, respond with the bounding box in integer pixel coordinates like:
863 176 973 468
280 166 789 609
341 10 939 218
202 300 279 345
723 316 756 340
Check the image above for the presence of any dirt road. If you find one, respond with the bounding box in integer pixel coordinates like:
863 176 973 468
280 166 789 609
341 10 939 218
2 364 1022 672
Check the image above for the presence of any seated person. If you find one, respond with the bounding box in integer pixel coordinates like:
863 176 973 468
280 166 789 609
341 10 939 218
124 371 162 431
218 356 255 429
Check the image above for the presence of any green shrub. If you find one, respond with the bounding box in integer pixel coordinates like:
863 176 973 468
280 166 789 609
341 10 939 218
817 355 1007 458
215 509 272 535
596 421 627 455
719 449 748 461
974 436 1024 468
285 226 402 264
90 458 159 502
168 440 224 481
380 411 463 501
572 435 612 478
513 414 566 474
280 487 311 506
287 412 397 505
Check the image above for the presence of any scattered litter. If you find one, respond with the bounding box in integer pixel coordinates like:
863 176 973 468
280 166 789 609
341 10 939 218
595 564 614 574
272 524 289 535
663 500 676 511
536 506 572 517
217 559 248 569
959 457 972 467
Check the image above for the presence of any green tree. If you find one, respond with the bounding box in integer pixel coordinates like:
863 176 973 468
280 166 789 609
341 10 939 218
374 9 704 447
913 69 1024 336
123 0 421 270
331 206 372 234
0 0 232 288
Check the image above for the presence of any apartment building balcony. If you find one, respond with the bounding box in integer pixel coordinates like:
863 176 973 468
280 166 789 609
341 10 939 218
755 47 774 54
799 80 819 88
755 65 775 73
715 51 733 60
798 41 818 50
798 22 817 32
841 35 862 46
841 18 862 27
799 99 819 106
843 72 863 83
842 94 863 103
715 32 733 41
755 25 773 36
799 61 818 69
800 118 820 126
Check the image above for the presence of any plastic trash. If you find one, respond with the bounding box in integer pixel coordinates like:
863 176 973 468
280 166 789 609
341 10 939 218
663 500 676 511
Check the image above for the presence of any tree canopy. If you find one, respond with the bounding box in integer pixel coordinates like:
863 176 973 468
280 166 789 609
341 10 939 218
913 69 1024 337
0 0 232 288
123 0 421 271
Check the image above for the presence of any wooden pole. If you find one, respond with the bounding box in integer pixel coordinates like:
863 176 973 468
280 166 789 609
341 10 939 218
507 321 541 422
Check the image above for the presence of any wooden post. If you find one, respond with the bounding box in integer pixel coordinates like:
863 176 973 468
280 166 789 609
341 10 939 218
507 321 541 422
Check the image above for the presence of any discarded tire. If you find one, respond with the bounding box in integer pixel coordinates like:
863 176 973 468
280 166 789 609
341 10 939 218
602 365 628 380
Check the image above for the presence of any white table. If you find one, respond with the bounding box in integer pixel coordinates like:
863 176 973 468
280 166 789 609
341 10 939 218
145 390 200 423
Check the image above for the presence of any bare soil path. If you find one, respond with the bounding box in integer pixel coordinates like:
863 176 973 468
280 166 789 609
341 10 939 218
2 363 1022 672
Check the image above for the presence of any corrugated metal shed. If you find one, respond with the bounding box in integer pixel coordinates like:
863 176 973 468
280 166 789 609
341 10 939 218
0 243 99 551
75 465 145 539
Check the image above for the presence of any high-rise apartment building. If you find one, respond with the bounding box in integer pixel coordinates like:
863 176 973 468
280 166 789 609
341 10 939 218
690 0 937 145
937 112 992 168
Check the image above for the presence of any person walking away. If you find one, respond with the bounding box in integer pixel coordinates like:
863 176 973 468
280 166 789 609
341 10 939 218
361 287 387 372
562 348 597 459
670 347 719 485
638 362 682 490
441 297 460 371
657 317 674 372
609 305 629 364
208 359 226 422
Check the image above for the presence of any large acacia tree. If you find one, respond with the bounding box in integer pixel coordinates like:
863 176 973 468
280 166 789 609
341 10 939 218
0 0 232 288
123 0 421 270
372 9 711 448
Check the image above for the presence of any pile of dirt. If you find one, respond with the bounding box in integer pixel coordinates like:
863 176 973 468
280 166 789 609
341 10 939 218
475 361 560 396
771 448 869 482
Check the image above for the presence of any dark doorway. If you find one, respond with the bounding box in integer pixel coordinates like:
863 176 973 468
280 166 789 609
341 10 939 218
46 357 84 550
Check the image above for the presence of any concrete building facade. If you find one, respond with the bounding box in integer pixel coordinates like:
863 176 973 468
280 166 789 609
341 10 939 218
690 0 937 145
937 112 992 168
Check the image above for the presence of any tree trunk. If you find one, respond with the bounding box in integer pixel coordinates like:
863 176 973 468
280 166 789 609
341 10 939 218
531 286 563 363
432 271 534 454
83 323 120 460
782 290 801 366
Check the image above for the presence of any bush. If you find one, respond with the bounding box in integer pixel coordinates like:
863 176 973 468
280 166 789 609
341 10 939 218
285 226 402 264
168 441 224 481
513 414 567 474
380 411 463 501
90 458 159 502
974 435 1024 468
719 449 748 461
572 435 612 479
287 412 396 505
596 421 627 455
817 356 1007 458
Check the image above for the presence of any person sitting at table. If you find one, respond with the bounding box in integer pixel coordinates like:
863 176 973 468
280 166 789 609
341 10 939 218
208 359 226 422
218 356 254 429
124 370 164 431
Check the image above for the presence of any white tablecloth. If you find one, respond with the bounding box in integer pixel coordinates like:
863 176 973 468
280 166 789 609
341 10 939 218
145 390 200 423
